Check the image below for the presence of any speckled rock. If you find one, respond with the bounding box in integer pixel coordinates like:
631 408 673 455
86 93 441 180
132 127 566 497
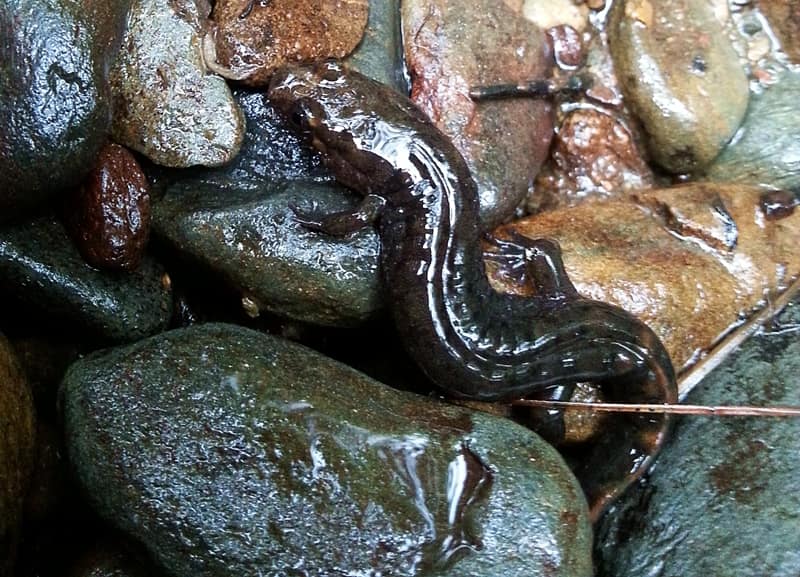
609 0 750 173
705 70 800 190
62 323 593 577
110 0 244 167
146 88 328 195
0 217 172 343
345 0 406 90
402 0 554 228
153 181 381 326
595 292 800 577
0 0 131 222
207 0 369 86
0 334 36 577
65 143 151 271
494 183 800 373
529 106 654 212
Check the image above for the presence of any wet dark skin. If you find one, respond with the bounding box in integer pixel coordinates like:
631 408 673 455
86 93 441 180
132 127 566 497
267 60 677 407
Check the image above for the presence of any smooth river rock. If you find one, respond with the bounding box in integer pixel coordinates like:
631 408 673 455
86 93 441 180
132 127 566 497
0 334 36 577
595 291 800 577
609 0 750 173
705 70 800 190
495 183 800 373
65 143 151 271
345 0 406 91
153 181 381 327
208 0 369 86
0 0 130 221
110 0 244 167
402 0 554 228
146 88 327 196
62 323 593 577
0 217 172 343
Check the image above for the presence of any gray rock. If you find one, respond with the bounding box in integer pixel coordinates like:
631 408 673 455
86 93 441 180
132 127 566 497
110 0 244 167
0 217 172 343
153 181 382 327
62 323 593 577
0 0 130 222
609 0 750 173
0 334 36 577
705 70 800 190
595 294 800 577
146 89 328 195
345 0 407 91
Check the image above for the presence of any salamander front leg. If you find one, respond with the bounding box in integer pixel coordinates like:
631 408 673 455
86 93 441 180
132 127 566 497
290 194 387 237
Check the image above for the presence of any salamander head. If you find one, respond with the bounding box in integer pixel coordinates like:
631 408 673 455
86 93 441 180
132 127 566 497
267 60 430 194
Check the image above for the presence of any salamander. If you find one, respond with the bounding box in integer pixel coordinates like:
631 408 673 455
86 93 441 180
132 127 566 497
267 60 676 407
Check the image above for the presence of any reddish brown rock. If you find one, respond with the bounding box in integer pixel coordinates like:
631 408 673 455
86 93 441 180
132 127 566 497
491 184 800 372
207 0 369 86
547 24 585 70
66 143 151 271
402 0 555 228
528 107 654 212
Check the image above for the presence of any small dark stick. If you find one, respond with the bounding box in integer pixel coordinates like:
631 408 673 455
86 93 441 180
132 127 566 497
512 399 800 417
469 74 592 101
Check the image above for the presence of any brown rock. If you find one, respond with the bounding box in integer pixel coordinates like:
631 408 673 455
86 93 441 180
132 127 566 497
0 334 36 576
758 0 800 62
547 24 585 70
402 0 555 228
491 184 800 372
66 143 151 271
529 106 654 213
208 0 369 86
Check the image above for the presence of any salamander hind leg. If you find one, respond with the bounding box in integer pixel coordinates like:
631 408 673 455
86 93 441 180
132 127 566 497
485 232 580 300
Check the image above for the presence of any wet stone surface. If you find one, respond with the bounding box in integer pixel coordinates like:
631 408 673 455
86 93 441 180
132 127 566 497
595 294 800 577
529 106 654 213
0 334 36 577
65 143 151 271
153 181 381 327
609 0 750 173
208 0 369 86
497 183 800 373
110 0 244 167
402 0 554 229
705 70 800 191
62 323 593 577
0 218 172 343
0 0 130 222
344 0 406 91
146 88 328 196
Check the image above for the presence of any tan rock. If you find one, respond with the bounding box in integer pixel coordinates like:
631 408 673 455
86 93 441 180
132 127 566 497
609 0 750 173
491 184 800 372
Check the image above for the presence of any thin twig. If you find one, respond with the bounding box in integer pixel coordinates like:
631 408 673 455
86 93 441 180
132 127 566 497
469 74 591 101
512 399 800 417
